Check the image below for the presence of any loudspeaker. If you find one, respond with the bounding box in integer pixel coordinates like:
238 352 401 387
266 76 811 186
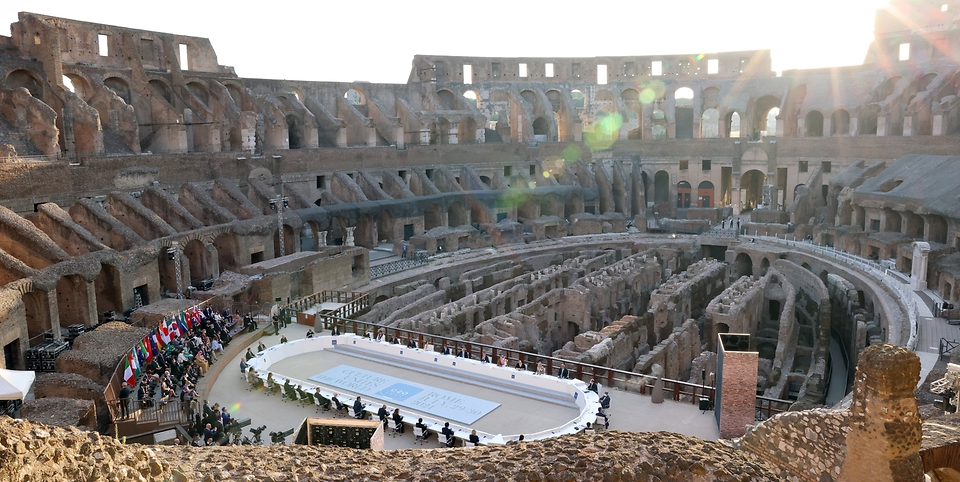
699 398 713 412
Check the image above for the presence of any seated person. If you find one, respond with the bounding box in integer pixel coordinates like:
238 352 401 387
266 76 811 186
583 422 594 433
515 360 526 371
314 388 331 410
331 393 345 411
392 408 404 434
280 334 288 344
469 429 480 446
296 384 310 403
599 391 611 410
415 418 431 440
407 339 417 349
330 325 341 336
239 358 249 373
441 422 455 447
246 368 263 389
536 362 545 375
378 404 389 427
596 407 610 428
442 346 452 356
586 379 599 394
481 353 492 364
305 329 314 338
353 396 368 419
376 329 386 342
257 341 266 352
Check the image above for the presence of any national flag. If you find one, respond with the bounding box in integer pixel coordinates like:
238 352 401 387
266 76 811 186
138 339 151 364
158 319 171 344
177 313 188 336
170 317 182 339
149 334 160 356
184 310 193 329
123 351 137 386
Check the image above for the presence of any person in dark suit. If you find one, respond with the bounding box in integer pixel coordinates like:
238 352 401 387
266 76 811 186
596 407 609 429
557 362 570 379
441 422 455 447
415 418 431 440
353 396 367 419
117 382 131 419
586 378 598 393
392 408 404 434
469 429 480 446
599 391 611 409
442 346 452 356
377 404 389 427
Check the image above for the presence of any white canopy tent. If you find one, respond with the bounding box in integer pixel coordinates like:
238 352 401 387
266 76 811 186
0 368 35 401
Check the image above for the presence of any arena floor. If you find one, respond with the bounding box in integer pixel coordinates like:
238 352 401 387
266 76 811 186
210 323 721 448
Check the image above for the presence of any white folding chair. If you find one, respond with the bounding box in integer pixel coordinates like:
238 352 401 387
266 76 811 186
595 415 606 431
413 427 425 445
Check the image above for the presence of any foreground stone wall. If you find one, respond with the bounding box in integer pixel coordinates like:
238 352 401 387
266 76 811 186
0 417 782 481
735 408 851 482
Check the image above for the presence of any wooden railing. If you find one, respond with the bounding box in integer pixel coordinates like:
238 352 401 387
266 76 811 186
106 399 192 429
314 314 792 420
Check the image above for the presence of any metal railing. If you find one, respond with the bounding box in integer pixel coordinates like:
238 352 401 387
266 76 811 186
314 314 792 421
106 399 192 428
763 235 920 351
370 252 430 279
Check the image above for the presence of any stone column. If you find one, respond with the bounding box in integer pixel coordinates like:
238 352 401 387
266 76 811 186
345 227 355 246
838 344 922 482
318 230 328 247
911 241 930 291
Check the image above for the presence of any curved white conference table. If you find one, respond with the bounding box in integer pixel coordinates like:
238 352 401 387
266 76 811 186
247 334 601 445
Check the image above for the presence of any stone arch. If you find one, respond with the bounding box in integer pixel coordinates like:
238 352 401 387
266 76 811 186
831 109 850 135
186 81 209 106
23 288 52 343
861 105 880 135
564 193 582 219
458 116 478 144
725 111 742 137
463 90 479 108
532 116 551 140
378 210 395 243
57 274 93 328
214 232 239 274
760 257 771 275
805 110 824 137
103 76 131 104
4 69 42 98
677 181 692 208
520 89 536 106
752 95 781 138
224 82 245 107
698 180 715 208
654 170 670 205
437 89 457 110
183 239 214 283
740 169 766 210
62 73 91 101
354 214 377 248
328 217 348 245
285 114 303 149
448 201 468 227
735 252 754 278
470 202 492 224
674 87 695 139
148 78 173 104
540 194 562 217
701 108 720 138
94 263 123 318
570 89 585 109
344 88 365 106
424 204 443 231
273 224 296 255
651 109 667 139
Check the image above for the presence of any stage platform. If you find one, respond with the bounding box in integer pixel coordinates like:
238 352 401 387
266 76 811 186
210 323 720 448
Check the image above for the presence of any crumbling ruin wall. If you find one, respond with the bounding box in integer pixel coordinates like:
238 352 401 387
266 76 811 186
775 259 832 406
648 258 728 341
634 318 701 378
827 273 868 383
706 274 769 344
735 408 851 482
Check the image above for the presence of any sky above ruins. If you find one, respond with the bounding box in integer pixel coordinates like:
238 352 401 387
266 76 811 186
3 0 891 83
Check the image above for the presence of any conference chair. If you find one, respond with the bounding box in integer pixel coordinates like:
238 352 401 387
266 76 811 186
413 427 425 445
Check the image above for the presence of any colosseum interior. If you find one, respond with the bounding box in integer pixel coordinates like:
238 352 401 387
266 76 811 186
2 1 960 480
